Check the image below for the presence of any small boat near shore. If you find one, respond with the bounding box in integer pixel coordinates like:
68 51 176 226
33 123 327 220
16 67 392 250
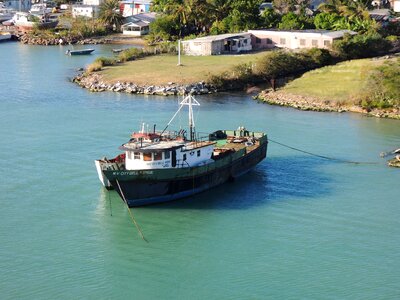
65 49 95 55
95 94 268 207
112 48 123 53
0 31 11 41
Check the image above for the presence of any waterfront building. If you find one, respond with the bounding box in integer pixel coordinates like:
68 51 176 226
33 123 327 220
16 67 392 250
121 12 156 36
120 0 152 17
182 33 252 56
72 0 103 18
249 29 357 50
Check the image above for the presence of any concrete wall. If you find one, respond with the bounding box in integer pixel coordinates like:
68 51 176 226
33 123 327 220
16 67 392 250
182 41 213 56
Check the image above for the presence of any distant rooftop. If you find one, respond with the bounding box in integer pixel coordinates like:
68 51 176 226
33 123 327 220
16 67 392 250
125 12 156 23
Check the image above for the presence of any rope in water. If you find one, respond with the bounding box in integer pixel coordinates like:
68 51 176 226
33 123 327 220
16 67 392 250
116 180 148 242
268 138 379 165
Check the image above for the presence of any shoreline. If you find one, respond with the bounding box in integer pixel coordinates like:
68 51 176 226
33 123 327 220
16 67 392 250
73 72 400 120
1 26 146 46
72 72 218 96
255 89 400 120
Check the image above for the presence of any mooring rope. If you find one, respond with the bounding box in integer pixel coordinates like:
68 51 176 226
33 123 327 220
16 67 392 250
268 138 379 165
116 180 148 242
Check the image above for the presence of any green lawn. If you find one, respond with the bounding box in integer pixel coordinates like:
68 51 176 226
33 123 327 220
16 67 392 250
100 52 267 85
282 58 389 103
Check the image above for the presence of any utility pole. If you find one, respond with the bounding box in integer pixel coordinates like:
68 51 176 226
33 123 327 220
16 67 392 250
177 39 182 66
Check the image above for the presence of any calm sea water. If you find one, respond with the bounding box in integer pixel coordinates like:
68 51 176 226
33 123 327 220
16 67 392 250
0 42 399 299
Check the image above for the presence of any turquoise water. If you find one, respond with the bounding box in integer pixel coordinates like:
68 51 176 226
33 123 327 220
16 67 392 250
0 42 399 299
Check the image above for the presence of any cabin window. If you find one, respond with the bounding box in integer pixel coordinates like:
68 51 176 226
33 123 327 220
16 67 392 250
153 152 162 161
183 154 187 161
197 150 201 157
143 153 152 161
134 152 140 160
164 151 170 159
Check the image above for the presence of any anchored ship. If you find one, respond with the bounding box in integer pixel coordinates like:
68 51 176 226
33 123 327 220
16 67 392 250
95 95 268 206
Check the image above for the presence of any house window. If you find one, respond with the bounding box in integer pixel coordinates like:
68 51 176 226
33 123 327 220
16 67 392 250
197 150 201 157
280 38 286 45
164 151 170 159
300 39 306 46
153 152 162 161
256 37 261 44
324 40 331 47
266 38 272 44
312 39 318 47
143 153 152 161
183 154 187 161
134 152 140 160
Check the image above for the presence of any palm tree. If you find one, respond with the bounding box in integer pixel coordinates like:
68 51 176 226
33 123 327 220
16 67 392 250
99 0 124 31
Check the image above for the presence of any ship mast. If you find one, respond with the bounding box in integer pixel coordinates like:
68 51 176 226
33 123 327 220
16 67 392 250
160 94 200 141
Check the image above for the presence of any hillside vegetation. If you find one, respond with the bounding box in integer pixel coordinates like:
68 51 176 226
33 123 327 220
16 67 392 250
282 57 400 108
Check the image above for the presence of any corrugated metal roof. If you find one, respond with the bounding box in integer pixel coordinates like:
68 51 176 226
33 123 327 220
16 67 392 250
182 33 251 43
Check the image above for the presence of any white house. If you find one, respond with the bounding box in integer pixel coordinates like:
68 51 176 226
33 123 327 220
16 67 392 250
182 33 252 56
72 0 103 18
122 12 156 36
249 29 357 50
122 20 149 36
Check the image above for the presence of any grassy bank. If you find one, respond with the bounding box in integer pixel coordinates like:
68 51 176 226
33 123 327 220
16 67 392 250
257 56 399 119
282 58 391 103
99 52 266 85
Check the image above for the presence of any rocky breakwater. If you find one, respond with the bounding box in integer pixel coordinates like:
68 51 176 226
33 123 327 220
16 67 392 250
18 34 111 46
255 90 348 113
256 89 400 119
72 73 217 96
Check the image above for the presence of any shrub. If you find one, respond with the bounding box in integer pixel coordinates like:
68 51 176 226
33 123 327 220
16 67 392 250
333 33 392 59
118 48 144 62
86 61 103 73
359 58 400 109
94 56 117 66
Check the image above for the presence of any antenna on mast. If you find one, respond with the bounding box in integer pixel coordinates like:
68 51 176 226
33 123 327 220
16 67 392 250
160 93 200 140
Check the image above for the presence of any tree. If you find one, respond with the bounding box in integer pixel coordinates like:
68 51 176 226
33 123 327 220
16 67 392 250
273 0 296 14
278 12 314 30
314 12 341 30
99 0 123 31
260 8 281 29
361 59 400 109
254 51 300 90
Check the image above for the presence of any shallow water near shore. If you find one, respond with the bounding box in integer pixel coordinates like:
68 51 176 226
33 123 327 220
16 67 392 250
0 42 399 299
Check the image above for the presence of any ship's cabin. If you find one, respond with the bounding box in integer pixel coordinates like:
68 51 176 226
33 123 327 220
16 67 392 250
122 140 215 170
